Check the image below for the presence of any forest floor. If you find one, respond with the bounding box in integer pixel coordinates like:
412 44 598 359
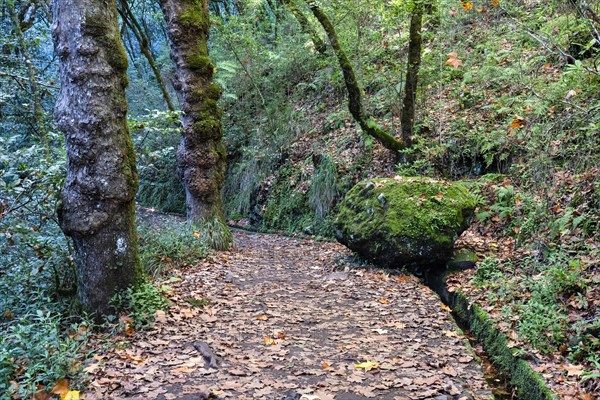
83 229 494 400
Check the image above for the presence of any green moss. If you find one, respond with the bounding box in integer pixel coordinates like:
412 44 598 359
190 84 221 103
335 177 477 267
186 53 213 74
107 41 129 74
81 14 128 73
452 294 556 400
179 1 208 29
193 119 220 137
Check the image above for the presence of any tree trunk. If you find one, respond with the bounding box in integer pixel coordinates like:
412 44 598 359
400 5 423 146
157 0 231 247
281 0 327 54
8 0 48 154
308 3 406 153
118 0 176 112
52 0 141 317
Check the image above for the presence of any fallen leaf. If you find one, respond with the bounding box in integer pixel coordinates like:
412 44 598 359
171 365 194 374
63 391 79 400
445 52 463 69
51 380 69 397
460 1 473 11
263 337 277 345
510 115 526 129
354 360 378 371
563 364 584 377
377 298 390 304
442 365 458 376
372 328 388 334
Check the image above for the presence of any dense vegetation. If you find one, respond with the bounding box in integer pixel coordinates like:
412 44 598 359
1 0 599 397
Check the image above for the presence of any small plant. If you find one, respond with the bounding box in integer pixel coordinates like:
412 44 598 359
195 217 233 251
472 257 504 286
517 296 569 351
309 154 338 218
184 297 210 308
111 282 169 329
138 222 210 277
0 311 91 398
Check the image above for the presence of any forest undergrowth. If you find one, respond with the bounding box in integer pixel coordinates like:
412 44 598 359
1 0 599 398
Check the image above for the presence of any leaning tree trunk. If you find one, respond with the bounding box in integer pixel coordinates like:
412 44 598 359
280 0 327 54
158 0 231 248
400 4 423 146
308 2 406 153
118 0 176 112
52 0 141 316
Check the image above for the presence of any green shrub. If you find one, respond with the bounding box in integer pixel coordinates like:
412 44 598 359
138 221 211 278
111 282 170 330
0 310 90 398
130 110 186 214
309 154 338 218
473 257 504 286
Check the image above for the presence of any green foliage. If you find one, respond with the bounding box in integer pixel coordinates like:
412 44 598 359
138 221 210 278
472 257 504 286
111 282 169 329
130 110 186 214
0 136 94 398
309 154 338 218
473 252 591 353
196 217 233 252
517 296 569 350
0 311 91 399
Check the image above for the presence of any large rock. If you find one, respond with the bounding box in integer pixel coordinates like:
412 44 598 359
334 176 477 269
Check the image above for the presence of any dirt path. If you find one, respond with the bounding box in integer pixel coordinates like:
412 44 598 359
85 231 492 400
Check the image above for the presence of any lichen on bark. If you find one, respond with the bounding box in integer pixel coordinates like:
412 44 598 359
52 0 141 317
158 0 231 248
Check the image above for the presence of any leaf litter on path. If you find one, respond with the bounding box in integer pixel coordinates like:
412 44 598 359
85 231 492 399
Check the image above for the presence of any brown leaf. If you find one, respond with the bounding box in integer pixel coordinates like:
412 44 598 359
51 379 69 396
445 52 463 69
263 337 277 345
460 1 473 11
34 386 52 400
510 115 526 129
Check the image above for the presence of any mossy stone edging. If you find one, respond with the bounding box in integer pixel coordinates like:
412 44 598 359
451 293 557 400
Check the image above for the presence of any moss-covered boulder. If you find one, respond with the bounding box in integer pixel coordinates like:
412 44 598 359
334 177 477 270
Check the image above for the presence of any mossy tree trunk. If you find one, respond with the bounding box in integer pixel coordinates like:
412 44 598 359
400 4 424 146
308 2 406 153
280 0 327 54
157 0 231 247
8 0 48 155
52 0 141 316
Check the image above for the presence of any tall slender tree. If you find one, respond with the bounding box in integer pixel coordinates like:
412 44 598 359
52 0 141 316
117 0 176 112
8 0 48 154
400 3 424 146
157 0 232 249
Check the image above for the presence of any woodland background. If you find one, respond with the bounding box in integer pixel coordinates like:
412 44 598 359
0 0 599 397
